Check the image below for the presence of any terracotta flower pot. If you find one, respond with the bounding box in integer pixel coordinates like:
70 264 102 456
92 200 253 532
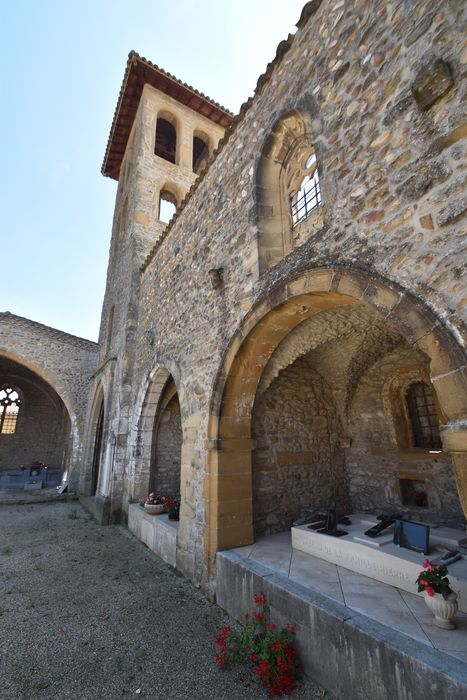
144 503 165 515
424 591 458 629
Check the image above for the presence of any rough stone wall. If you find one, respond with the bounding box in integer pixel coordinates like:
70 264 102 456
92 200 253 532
0 312 97 423
0 312 98 484
0 359 71 471
346 347 464 527
255 303 464 526
252 355 346 536
89 86 225 519
151 394 182 497
120 0 466 582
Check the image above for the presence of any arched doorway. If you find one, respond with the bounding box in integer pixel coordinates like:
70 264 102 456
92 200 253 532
150 378 182 499
0 356 72 488
91 399 104 496
129 366 182 506
206 268 467 570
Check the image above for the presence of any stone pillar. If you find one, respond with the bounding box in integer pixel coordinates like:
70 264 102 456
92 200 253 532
178 121 193 171
206 435 254 573
440 422 467 524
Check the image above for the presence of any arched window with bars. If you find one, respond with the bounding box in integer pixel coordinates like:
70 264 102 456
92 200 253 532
289 151 321 226
405 382 442 449
256 110 323 272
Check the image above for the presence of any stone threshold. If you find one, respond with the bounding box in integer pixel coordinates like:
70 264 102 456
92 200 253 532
216 550 467 700
0 489 78 506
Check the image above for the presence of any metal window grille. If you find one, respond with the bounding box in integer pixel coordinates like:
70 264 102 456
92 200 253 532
291 171 321 227
406 382 441 449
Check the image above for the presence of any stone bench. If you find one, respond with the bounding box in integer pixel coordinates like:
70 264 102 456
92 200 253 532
128 503 178 567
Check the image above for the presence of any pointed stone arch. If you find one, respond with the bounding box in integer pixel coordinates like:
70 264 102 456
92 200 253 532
88 385 105 497
128 363 183 504
0 349 80 481
205 268 467 572
0 349 79 433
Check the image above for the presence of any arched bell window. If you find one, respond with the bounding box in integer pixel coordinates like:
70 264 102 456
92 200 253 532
155 116 177 163
0 386 21 434
192 133 210 174
405 382 442 449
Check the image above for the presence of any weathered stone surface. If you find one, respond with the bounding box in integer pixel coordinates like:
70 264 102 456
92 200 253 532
383 93 414 125
405 10 436 47
411 55 454 111
0 312 98 485
217 552 467 700
437 196 467 227
6 0 467 592
396 159 452 201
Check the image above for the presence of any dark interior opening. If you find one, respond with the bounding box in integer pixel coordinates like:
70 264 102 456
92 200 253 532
192 136 209 174
155 118 176 163
399 478 429 508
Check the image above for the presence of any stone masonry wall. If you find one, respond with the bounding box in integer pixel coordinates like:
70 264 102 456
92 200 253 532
127 0 466 582
0 312 98 426
255 303 464 527
0 312 98 484
346 347 464 527
90 84 226 516
0 359 70 471
152 394 182 498
252 355 347 536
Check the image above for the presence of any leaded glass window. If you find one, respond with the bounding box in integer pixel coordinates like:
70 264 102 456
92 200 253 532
0 387 21 434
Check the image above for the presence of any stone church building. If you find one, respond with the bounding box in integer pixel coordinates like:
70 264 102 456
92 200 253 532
1 1 467 695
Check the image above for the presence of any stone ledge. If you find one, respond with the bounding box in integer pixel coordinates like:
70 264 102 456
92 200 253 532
128 503 178 567
216 550 467 700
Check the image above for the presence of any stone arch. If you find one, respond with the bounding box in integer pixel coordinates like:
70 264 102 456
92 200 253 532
383 366 440 452
192 129 211 174
0 362 72 485
0 349 79 480
150 378 182 498
154 109 179 164
0 349 79 432
206 268 467 567
128 362 183 504
82 383 105 496
255 97 325 273
158 183 180 223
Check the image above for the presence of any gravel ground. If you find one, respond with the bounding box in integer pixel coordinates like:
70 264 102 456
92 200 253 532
0 502 333 700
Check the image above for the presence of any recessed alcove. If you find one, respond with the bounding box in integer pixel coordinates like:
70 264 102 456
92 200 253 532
399 476 428 508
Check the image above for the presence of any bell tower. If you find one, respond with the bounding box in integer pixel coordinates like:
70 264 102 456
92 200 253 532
85 53 232 522
102 52 232 267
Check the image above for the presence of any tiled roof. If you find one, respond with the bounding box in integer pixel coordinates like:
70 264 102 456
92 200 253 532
102 52 234 180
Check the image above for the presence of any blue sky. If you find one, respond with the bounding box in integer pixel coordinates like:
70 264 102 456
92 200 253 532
1 1 306 340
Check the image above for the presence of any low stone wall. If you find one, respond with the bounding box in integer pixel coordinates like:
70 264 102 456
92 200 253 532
128 503 177 567
216 550 467 700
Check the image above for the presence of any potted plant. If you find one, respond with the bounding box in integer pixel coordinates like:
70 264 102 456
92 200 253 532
162 495 172 513
168 499 180 521
143 492 165 515
416 559 458 629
